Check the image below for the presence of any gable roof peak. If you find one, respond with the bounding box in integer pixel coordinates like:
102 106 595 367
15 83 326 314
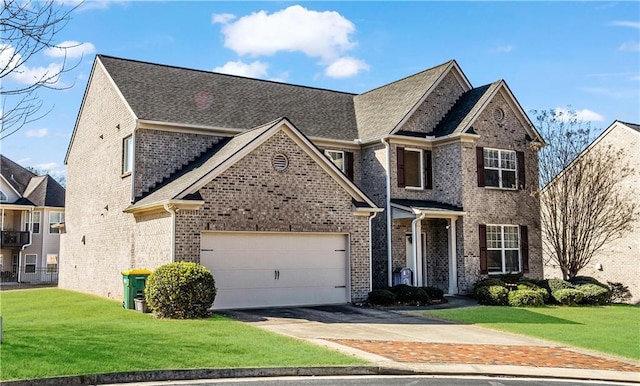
357 60 457 97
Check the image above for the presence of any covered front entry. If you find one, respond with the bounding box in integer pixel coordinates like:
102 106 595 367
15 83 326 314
200 231 349 309
391 199 464 294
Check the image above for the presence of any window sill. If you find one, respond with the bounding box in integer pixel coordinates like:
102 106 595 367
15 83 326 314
404 186 424 191
484 186 518 191
121 171 132 178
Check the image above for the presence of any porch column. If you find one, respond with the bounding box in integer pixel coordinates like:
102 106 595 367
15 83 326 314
411 213 425 286
448 217 458 295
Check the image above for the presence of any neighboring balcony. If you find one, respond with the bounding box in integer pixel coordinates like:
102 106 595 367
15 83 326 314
0 231 30 248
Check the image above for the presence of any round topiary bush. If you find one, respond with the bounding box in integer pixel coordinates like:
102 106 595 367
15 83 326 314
576 283 611 305
508 289 544 307
473 278 505 291
367 289 396 305
145 261 217 319
552 288 584 306
475 285 509 306
395 286 430 305
421 286 444 301
548 278 574 293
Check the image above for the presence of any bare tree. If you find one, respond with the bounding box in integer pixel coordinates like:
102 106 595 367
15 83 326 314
534 109 637 280
1 0 79 139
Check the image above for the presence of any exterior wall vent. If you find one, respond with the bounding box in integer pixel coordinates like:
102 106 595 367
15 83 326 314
272 153 289 172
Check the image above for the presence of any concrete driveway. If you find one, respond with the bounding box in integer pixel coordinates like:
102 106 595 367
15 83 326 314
222 297 640 383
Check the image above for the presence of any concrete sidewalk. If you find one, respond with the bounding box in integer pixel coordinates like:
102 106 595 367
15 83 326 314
223 298 640 384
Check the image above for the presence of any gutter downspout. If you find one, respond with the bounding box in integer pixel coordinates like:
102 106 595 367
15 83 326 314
411 212 426 286
368 211 379 292
19 208 34 283
164 203 177 262
381 138 393 287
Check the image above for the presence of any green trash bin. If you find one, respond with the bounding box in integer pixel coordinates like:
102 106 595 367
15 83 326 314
122 269 152 310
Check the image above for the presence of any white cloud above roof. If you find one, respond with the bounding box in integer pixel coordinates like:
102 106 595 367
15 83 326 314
610 20 640 29
213 60 269 78
44 41 96 58
214 5 368 78
489 45 514 53
325 57 369 78
25 128 49 138
555 107 605 122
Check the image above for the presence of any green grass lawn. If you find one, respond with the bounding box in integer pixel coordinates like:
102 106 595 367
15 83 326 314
0 288 365 381
421 304 640 360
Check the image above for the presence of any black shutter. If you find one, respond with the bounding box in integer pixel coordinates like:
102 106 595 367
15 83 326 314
476 147 485 187
424 150 433 189
479 224 488 274
397 147 405 188
517 151 526 190
345 151 354 181
520 225 529 273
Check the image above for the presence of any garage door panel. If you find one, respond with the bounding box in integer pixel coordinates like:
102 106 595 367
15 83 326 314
200 232 349 309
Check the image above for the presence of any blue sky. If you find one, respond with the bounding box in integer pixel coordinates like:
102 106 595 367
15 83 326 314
2 1 639 181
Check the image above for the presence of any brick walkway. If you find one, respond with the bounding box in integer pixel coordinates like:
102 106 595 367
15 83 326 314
329 340 640 373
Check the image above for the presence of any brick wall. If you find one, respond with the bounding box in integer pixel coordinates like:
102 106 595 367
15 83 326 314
60 62 172 300
459 92 542 292
173 130 372 302
401 72 465 134
134 129 223 198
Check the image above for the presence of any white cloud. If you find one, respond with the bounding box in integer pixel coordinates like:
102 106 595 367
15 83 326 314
8 62 63 86
0 44 20 73
489 45 514 53
213 60 269 78
25 128 49 138
618 41 640 52
212 13 236 24
36 162 58 170
610 21 640 29
219 5 357 61
45 41 96 58
555 107 605 122
325 57 369 78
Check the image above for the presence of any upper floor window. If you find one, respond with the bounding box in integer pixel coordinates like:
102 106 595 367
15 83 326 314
397 147 432 190
122 135 133 174
477 147 525 190
479 224 529 274
25 211 41 234
0 190 7 202
49 212 64 234
324 149 354 180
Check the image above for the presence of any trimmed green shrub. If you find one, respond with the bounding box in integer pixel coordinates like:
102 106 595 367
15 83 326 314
552 288 584 306
473 278 505 291
548 278 574 293
367 289 396 305
576 283 611 305
475 285 509 306
496 272 523 284
395 286 430 305
517 283 549 303
421 286 444 301
508 289 545 307
608 281 632 304
390 284 412 294
569 276 607 287
145 262 217 319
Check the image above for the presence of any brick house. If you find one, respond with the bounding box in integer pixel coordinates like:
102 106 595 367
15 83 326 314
1 155 65 284
60 55 544 309
543 121 640 303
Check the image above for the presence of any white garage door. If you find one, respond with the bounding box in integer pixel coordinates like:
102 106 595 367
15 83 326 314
200 232 349 309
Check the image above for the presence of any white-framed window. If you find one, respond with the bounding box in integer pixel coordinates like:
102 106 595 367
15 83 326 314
46 254 58 273
486 225 520 273
325 150 345 172
49 211 64 234
122 135 133 174
483 148 517 189
0 190 7 202
25 254 37 273
25 211 41 234
403 148 423 189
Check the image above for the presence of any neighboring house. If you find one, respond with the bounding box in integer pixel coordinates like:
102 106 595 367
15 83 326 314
0 155 65 284
543 121 640 303
60 55 544 309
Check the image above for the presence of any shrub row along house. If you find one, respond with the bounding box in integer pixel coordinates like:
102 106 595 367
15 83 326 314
0 155 65 284
60 55 544 309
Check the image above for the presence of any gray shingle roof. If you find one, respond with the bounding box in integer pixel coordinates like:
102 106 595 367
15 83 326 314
391 199 463 212
0 155 65 207
130 118 279 209
354 61 453 142
432 82 500 137
1 155 36 194
620 121 640 133
98 55 359 141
